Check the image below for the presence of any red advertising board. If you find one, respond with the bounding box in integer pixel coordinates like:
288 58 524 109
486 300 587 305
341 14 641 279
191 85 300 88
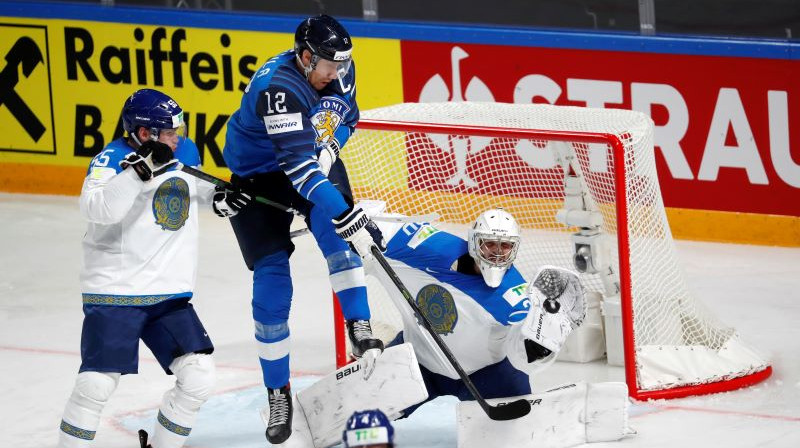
400 41 800 217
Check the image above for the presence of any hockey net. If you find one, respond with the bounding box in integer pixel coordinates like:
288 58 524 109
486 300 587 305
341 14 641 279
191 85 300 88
333 101 771 400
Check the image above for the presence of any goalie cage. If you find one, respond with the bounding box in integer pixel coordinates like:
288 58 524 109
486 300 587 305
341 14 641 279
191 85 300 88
331 101 771 401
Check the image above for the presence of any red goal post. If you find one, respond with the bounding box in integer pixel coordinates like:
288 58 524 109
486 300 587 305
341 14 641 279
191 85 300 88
332 101 771 401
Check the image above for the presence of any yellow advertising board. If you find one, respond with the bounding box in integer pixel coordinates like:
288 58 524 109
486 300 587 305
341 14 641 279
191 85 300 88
0 16 403 194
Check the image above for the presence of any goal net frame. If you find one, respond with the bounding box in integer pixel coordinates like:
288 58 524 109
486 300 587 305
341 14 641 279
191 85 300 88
331 102 771 401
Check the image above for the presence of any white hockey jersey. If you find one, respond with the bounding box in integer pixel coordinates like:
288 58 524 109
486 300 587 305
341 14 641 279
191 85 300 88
79 137 214 306
369 222 531 379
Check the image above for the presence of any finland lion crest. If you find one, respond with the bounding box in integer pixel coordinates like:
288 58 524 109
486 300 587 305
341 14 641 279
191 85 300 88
152 177 190 231
311 96 350 148
415 284 458 334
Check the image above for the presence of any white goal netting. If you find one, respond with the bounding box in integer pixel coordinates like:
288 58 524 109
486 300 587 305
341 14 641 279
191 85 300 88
338 101 770 399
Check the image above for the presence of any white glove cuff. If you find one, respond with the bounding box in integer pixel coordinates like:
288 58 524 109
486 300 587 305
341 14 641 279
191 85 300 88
318 145 337 176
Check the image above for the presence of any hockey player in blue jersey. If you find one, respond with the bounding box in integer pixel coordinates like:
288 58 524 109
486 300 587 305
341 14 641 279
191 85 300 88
221 15 386 444
58 89 250 448
369 208 587 417
342 409 395 448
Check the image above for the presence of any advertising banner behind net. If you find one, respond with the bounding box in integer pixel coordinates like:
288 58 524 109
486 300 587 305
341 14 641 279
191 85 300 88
399 41 799 218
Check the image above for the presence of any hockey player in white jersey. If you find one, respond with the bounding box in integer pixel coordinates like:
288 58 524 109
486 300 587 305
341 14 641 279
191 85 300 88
370 208 587 416
57 89 251 448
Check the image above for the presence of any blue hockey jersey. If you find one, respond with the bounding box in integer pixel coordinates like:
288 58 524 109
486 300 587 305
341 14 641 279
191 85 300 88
223 50 359 220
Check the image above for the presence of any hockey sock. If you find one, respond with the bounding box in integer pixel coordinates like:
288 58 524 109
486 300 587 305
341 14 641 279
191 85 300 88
325 250 370 319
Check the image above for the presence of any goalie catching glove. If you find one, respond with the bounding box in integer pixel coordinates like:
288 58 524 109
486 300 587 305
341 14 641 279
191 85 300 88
522 266 587 354
505 266 587 374
120 140 175 182
212 186 252 218
333 206 386 260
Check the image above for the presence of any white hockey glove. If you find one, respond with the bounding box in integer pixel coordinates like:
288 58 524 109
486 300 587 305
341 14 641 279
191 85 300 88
520 266 587 354
316 142 339 176
120 140 175 182
332 206 386 261
211 186 252 218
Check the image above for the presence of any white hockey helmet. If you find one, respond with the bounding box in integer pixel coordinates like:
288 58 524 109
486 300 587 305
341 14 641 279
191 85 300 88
467 208 521 287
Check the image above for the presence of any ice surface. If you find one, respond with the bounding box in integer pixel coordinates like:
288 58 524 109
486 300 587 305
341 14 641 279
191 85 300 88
1 193 798 447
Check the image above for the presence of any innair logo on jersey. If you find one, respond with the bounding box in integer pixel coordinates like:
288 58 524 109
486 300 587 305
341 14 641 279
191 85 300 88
265 113 303 135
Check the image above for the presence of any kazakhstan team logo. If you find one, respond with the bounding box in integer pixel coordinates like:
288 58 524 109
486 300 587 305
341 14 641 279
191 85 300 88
152 177 190 231
416 284 458 334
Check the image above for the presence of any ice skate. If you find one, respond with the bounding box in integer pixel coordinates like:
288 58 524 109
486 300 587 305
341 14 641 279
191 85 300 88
265 385 293 444
346 319 384 358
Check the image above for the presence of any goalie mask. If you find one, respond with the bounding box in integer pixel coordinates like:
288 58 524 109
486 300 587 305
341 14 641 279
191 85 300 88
122 89 186 146
294 14 353 80
342 409 394 447
468 208 521 288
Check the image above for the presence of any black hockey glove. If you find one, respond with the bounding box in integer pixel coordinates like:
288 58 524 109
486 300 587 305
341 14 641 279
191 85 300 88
211 186 253 218
120 140 175 182
332 206 386 260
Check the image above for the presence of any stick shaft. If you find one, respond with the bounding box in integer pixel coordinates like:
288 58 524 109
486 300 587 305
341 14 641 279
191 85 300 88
176 163 302 216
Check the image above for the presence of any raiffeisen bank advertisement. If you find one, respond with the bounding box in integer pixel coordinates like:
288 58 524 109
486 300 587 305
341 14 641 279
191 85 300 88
0 1 797 245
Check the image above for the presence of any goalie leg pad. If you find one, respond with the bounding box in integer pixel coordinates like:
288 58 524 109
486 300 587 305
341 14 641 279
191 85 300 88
150 353 216 448
585 382 633 442
296 343 428 448
457 381 633 448
59 371 120 447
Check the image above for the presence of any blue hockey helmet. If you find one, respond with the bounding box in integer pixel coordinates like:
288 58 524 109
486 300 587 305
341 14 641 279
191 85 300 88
342 409 394 447
121 89 186 145
294 14 353 76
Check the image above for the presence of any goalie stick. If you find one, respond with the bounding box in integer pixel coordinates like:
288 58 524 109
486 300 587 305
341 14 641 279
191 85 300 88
370 246 532 421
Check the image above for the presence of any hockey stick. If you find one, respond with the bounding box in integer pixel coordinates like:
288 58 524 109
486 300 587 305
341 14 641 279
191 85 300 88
370 246 532 421
175 162 441 225
288 213 441 240
174 162 304 216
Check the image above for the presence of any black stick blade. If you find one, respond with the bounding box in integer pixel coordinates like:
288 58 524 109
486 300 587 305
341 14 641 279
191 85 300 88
485 398 532 421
